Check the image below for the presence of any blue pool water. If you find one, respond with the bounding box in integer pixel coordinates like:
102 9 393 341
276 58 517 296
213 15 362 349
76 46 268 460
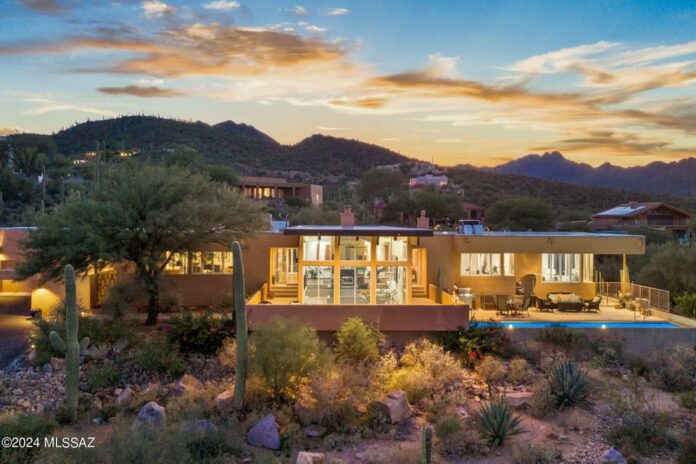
473 321 680 329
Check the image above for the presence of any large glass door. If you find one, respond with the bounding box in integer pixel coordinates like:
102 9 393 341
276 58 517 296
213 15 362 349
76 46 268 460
339 266 371 304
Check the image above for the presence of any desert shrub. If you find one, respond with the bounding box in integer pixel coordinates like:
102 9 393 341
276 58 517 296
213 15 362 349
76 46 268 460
217 338 236 370
675 292 696 318
110 424 189 464
605 377 678 457
590 335 624 369
167 310 234 356
434 414 461 440
475 357 507 389
547 360 590 408
439 323 510 364
508 358 531 384
103 280 143 319
389 339 463 404
334 317 382 364
678 435 696 464
512 443 556 464
528 379 556 418
296 364 379 432
85 364 121 391
159 286 183 313
0 415 56 464
361 442 420 464
473 400 524 447
537 327 587 350
677 390 696 409
626 356 650 377
647 343 696 392
100 401 120 422
250 316 332 401
135 339 186 377
436 424 487 458
34 446 101 464
559 408 595 433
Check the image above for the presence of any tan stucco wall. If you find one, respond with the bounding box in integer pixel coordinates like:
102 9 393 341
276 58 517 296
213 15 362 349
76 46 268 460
29 275 92 314
162 274 230 307
242 232 299 293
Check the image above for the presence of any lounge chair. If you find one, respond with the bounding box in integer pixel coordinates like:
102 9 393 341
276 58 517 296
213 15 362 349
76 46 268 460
495 295 510 317
535 295 555 312
584 296 602 312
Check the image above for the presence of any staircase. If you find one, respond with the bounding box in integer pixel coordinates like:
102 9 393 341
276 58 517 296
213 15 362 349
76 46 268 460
412 284 426 299
270 283 298 299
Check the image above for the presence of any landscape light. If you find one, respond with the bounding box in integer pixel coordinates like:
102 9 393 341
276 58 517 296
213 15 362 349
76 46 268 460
601 324 607 330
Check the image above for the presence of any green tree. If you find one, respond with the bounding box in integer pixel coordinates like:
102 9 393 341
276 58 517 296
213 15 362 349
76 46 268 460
636 243 696 296
391 186 463 220
486 197 554 231
166 145 239 186
360 168 406 209
12 145 46 177
17 162 266 325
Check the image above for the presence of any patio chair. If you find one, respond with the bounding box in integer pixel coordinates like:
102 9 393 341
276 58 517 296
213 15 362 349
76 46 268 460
584 296 602 312
519 295 532 318
535 295 555 312
495 295 510 317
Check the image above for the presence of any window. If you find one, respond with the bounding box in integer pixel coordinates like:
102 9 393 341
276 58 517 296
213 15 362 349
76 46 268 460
376 237 408 261
376 266 407 304
303 266 334 304
583 254 594 282
339 266 370 304
339 237 371 261
302 236 334 261
503 254 515 276
460 253 502 276
542 253 580 282
164 251 232 274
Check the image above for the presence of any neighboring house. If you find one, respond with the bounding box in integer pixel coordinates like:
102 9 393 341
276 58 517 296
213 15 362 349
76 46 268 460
590 202 692 243
462 202 485 222
238 176 323 205
408 174 448 189
2 209 647 333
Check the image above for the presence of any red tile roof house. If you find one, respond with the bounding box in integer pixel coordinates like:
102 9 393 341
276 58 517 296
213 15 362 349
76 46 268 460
590 202 692 243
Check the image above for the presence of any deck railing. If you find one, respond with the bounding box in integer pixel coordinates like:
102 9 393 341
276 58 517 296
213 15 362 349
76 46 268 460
596 281 671 313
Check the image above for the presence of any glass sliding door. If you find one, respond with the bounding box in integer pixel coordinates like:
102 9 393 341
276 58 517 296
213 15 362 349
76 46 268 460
376 266 407 304
339 266 370 304
303 266 334 304
272 248 298 284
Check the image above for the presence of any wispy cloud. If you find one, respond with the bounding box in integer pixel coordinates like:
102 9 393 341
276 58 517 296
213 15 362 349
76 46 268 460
141 0 176 19
323 7 349 16
304 24 327 33
202 1 240 11
317 126 348 131
98 85 186 97
24 103 115 116
18 0 64 15
285 5 307 16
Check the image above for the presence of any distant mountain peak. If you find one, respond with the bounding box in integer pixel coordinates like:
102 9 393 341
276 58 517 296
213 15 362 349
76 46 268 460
213 120 277 144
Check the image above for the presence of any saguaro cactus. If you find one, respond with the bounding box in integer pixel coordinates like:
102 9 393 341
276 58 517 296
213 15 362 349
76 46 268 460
232 241 247 411
419 425 433 464
49 264 89 422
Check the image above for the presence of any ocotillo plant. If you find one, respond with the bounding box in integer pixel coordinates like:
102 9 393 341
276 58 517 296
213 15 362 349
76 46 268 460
419 425 433 464
49 265 89 422
232 241 247 411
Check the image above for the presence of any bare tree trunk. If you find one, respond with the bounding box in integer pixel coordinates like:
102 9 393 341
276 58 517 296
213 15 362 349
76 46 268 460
143 269 160 326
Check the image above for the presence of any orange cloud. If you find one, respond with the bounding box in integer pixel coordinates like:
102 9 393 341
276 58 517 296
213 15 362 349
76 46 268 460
18 0 64 14
97 85 186 97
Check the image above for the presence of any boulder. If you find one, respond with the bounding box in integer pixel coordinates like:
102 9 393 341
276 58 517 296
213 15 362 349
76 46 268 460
131 401 167 430
215 389 235 410
247 414 280 450
112 339 128 354
116 387 134 408
27 350 37 364
174 374 203 394
505 391 533 408
42 363 53 375
602 447 627 464
371 389 411 423
296 451 325 464
50 357 65 371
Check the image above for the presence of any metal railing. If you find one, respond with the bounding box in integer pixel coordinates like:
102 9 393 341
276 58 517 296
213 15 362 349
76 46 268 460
596 281 671 313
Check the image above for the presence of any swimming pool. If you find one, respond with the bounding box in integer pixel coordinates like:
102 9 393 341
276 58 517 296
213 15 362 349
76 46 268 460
472 321 680 329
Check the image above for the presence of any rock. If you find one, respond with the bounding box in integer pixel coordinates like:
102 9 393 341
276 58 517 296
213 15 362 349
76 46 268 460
112 339 128 354
12 388 23 396
174 374 203 394
159 387 169 397
50 357 65 371
296 451 325 464
355 451 367 460
116 387 134 408
114 388 123 396
131 401 167 430
505 391 533 408
247 414 280 450
92 417 104 425
215 389 235 410
602 447 627 464
456 406 469 420
42 363 53 375
27 350 37 364
79 383 90 392
370 389 411 424
303 425 325 438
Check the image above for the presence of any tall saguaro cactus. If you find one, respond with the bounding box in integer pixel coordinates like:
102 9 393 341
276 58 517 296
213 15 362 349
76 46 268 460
232 241 248 411
419 425 433 464
49 265 88 422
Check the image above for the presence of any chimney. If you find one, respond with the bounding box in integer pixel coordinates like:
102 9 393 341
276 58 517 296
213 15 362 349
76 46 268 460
340 204 355 226
416 210 430 229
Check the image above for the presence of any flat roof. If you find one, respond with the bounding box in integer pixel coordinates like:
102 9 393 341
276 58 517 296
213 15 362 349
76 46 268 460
435 231 643 238
283 225 434 237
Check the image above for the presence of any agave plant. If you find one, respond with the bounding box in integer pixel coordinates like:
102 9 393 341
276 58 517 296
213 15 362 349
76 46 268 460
473 400 524 447
548 359 590 408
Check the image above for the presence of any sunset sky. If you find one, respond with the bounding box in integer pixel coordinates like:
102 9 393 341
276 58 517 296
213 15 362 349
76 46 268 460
2 0 696 167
